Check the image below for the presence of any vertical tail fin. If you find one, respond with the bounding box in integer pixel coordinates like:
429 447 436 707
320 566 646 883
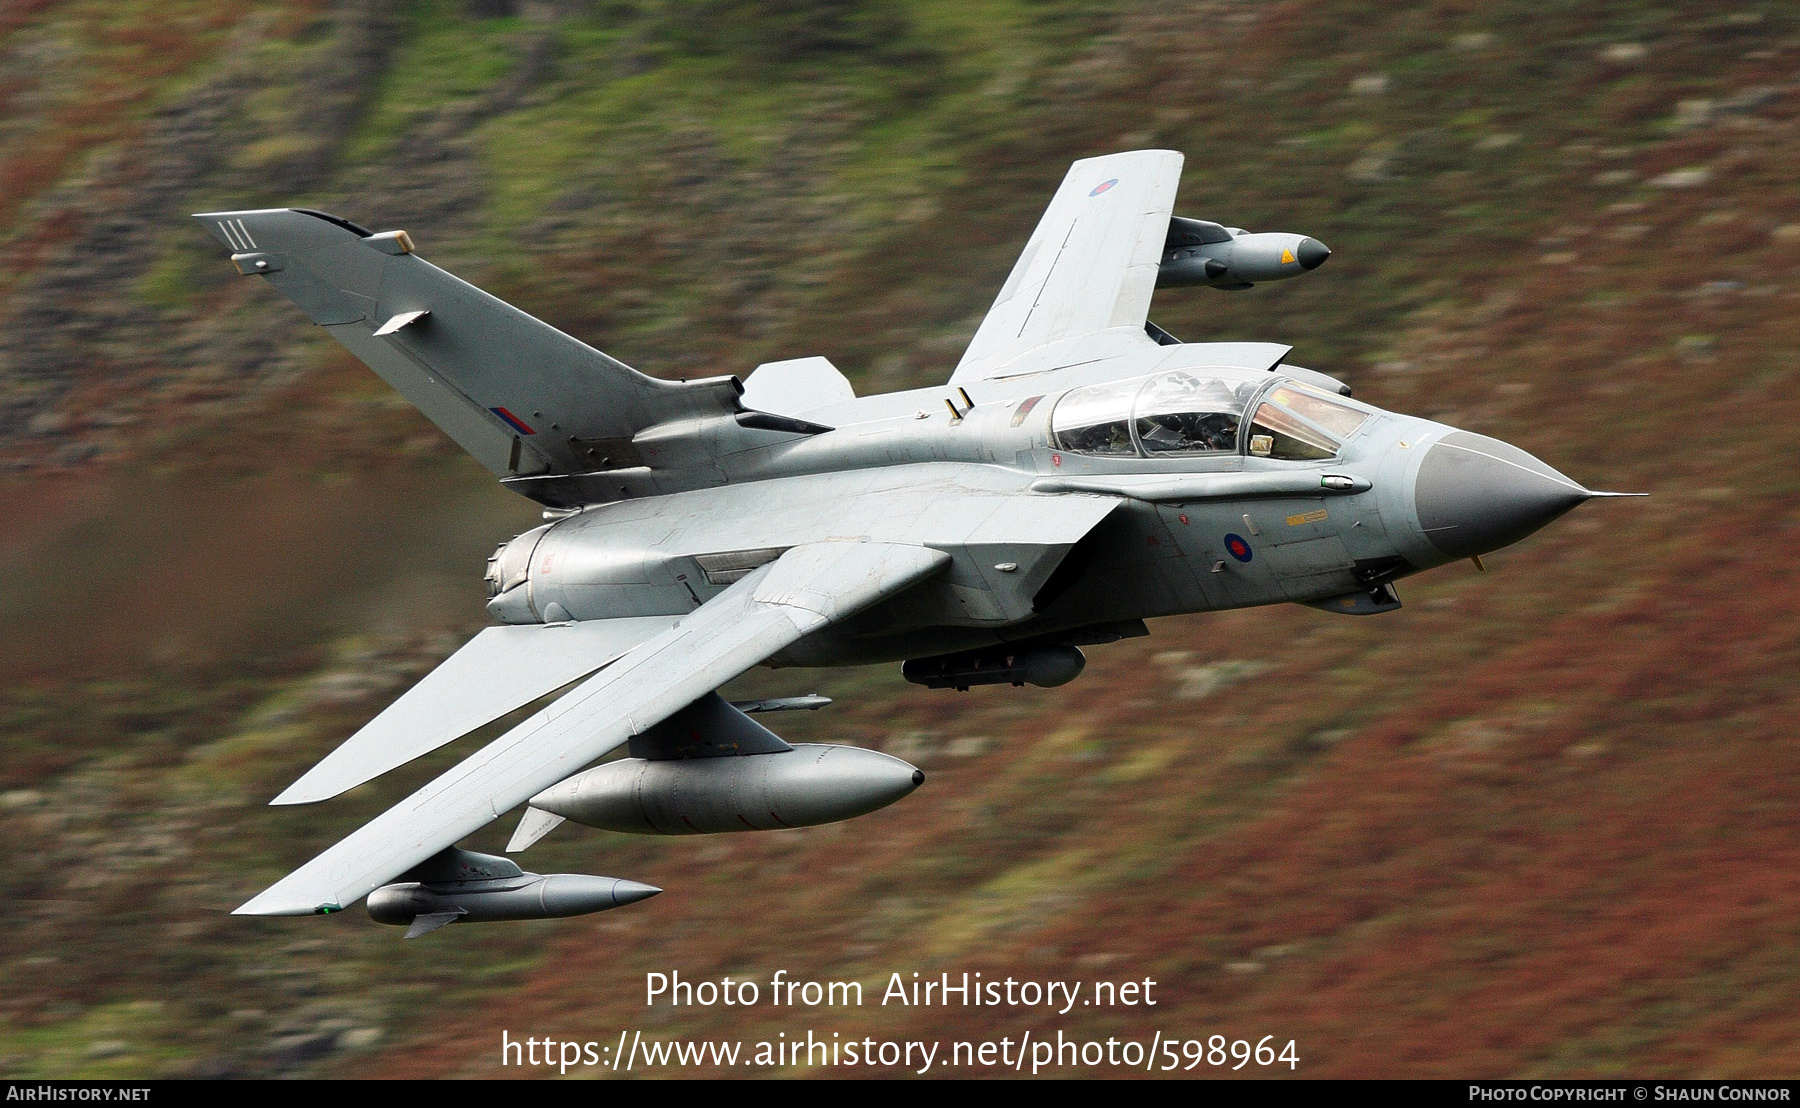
195 208 742 480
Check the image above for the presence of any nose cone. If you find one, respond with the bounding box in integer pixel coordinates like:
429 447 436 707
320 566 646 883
803 746 924 819
539 874 662 915
608 878 663 908
1413 431 1592 559
1296 237 1331 270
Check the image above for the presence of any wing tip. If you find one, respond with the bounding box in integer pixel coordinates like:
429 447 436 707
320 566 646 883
269 783 332 806
1071 147 1183 168
233 890 337 917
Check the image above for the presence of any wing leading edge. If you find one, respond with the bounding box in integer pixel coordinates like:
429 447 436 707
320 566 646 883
950 149 1184 384
271 616 681 806
234 542 951 917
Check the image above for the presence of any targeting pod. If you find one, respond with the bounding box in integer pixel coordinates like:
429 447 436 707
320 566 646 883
1157 216 1330 290
902 644 1086 691
365 848 659 937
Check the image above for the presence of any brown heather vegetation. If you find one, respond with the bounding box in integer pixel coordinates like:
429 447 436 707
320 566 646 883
3 0 1800 1079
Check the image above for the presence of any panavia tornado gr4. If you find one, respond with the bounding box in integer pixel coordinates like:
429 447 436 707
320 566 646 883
199 149 1632 937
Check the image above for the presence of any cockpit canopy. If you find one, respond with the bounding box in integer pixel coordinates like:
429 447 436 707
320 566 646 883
1246 382 1370 460
1050 371 1368 460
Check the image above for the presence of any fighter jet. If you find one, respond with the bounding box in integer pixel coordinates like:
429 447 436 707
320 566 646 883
197 149 1629 936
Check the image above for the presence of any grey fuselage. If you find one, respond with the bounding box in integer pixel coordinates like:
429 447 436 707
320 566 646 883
484 340 1584 669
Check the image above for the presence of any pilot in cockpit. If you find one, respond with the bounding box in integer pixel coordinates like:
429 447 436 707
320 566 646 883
1138 410 1240 454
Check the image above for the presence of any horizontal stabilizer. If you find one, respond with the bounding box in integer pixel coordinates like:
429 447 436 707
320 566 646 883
272 616 679 805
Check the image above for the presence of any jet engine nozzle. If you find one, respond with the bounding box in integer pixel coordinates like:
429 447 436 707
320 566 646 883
1412 431 1594 560
484 522 551 615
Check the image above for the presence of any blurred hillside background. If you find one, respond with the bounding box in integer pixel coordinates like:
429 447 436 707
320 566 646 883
3 0 1799 1078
